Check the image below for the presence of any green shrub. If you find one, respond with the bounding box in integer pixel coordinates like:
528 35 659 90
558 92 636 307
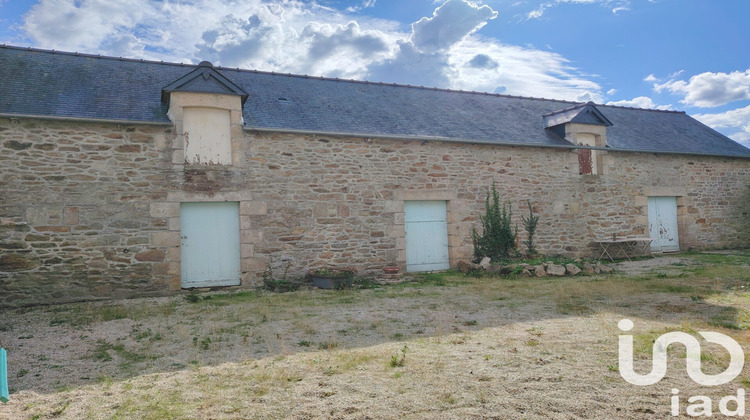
472 182 517 262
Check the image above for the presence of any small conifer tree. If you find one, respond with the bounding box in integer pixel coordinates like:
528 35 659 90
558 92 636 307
472 182 517 262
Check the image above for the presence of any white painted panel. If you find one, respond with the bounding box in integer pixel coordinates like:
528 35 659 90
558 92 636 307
180 202 241 288
648 196 680 252
405 201 450 272
183 107 231 164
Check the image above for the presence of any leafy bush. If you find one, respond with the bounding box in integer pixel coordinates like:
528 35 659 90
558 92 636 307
472 182 517 262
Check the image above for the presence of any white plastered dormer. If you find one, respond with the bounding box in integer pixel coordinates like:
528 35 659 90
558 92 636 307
161 61 248 165
543 102 613 175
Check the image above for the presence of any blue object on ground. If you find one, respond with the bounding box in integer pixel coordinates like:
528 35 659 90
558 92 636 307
0 348 8 403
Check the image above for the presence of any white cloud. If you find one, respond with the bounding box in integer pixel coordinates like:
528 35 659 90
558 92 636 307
17 0 602 102
606 96 671 110
643 74 657 82
653 69 750 108
525 0 630 20
410 0 497 53
22 0 158 54
693 105 750 148
449 39 603 101
606 88 617 95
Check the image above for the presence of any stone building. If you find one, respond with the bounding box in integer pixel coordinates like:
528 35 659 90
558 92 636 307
1 45 749 307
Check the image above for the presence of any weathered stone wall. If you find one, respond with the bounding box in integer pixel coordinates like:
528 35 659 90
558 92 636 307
1 117 749 307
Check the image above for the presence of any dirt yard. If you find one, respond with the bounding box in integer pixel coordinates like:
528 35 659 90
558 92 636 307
1 251 749 419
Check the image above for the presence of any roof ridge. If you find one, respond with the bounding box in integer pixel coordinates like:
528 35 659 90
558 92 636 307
0 43 196 69
0 43 580 106
0 43 688 114
597 102 686 115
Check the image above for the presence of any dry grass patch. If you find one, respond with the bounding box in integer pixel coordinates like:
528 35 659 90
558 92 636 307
2 251 750 419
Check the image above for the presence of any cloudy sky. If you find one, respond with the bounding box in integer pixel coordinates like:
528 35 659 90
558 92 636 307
1 0 749 148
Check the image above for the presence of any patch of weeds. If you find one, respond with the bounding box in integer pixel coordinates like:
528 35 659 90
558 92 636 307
132 326 161 342
389 345 408 368
709 314 746 330
415 272 446 286
392 332 404 339
51 400 71 417
526 326 543 336
690 295 705 302
646 281 696 294
184 292 201 303
99 306 129 321
352 277 379 289
323 366 340 376
297 340 312 347
463 320 479 327
318 341 339 350
524 338 540 347
193 336 212 350
17 368 29 378
632 325 699 356
92 341 116 362
438 392 457 405
263 259 301 292
607 365 619 372
49 317 67 326
556 300 591 315
91 339 157 364
200 337 212 349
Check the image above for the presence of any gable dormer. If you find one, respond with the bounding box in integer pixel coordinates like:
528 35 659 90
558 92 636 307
162 61 248 165
161 61 248 105
544 102 612 175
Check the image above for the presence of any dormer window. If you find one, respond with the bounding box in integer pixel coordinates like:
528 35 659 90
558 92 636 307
543 102 613 175
161 61 248 166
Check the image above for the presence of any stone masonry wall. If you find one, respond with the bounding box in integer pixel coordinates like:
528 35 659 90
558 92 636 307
1 117 749 307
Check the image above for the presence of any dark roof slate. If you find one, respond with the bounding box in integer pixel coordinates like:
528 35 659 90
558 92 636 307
1 45 749 158
544 102 613 128
161 61 248 105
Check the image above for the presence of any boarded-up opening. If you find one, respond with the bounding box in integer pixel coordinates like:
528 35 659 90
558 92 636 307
183 107 231 164
578 149 593 174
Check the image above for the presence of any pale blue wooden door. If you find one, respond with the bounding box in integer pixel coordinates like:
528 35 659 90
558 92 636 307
404 201 450 272
648 196 679 252
180 202 241 288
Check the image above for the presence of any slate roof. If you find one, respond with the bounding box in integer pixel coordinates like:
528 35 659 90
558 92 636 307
2 45 749 158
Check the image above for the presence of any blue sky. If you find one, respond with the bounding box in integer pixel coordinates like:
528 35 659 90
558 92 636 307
1 0 749 147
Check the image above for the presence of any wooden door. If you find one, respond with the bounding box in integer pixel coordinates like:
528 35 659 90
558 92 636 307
180 202 241 288
648 196 679 252
404 201 450 272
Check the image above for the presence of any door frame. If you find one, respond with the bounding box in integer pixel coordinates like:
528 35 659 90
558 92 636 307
389 190 469 272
